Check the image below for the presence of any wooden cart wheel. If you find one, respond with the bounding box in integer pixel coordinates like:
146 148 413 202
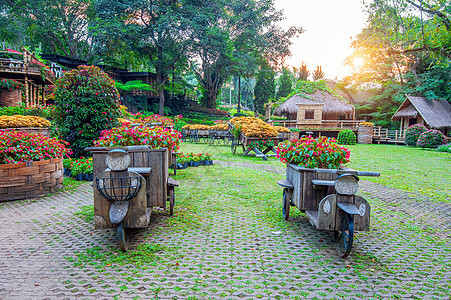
335 213 354 258
117 222 128 252
231 139 237 154
282 189 290 220
169 188 175 216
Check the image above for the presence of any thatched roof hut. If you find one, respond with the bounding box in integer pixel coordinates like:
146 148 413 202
273 89 355 120
391 95 451 134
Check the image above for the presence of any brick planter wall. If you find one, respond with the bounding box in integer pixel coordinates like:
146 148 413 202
0 157 63 202
358 125 374 144
2 127 50 137
0 89 22 107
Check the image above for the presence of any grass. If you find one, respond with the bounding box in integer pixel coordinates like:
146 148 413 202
345 144 450 203
179 142 451 203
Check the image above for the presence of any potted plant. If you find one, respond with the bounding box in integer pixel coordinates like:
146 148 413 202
204 153 213 166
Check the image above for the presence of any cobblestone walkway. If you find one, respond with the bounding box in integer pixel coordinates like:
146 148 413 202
0 161 449 299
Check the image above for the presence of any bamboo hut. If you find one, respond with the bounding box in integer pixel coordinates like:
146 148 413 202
391 95 451 136
273 89 355 128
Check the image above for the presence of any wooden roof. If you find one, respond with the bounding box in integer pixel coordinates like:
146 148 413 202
392 95 451 128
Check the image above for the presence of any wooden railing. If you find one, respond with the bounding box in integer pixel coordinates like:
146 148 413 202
373 126 406 143
268 120 365 130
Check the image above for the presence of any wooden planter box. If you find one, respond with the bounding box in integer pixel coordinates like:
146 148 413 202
1 127 50 137
286 164 338 211
86 146 170 228
0 157 63 202
240 135 279 147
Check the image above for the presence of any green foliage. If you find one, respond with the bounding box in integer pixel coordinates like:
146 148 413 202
437 143 451 153
276 68 293 100
405 124 428 146
115 80 155 92
54 65 120 157
254 62 275 114
0 106 26 116
233 112 247 117
337 129 356 145
1 0 97 61
416 129 447 148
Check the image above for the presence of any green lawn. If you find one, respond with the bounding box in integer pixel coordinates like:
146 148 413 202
179 142 451 203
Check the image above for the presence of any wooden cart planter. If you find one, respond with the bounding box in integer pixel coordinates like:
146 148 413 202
231 134 279 160
278 164 379 257
86 145 179 230
208 130 233 145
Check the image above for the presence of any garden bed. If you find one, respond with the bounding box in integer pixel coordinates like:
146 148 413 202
2 126 50 137
0 157 63 201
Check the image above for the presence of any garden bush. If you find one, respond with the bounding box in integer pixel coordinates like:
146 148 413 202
94 124 181 152
416 129 447 148
0 130 71 164
0 115 50 128
437 143 451 153
405 124 427 146
277 137 350 169
54 65 120 157
337 129 356 145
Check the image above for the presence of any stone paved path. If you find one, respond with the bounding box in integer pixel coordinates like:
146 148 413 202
0 161 449 300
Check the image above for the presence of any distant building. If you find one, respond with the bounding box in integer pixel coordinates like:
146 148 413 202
391 95 451 136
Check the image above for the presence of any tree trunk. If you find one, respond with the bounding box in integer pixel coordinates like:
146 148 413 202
237 76 241 113
156 69 165 116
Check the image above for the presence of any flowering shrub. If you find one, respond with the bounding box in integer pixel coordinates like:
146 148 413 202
64 157 93 176
0 78 24 91
276 137 350 169
359 122 374 126
0 130 72 164
133 114 174 127
437 143 451 153
405 124 427 146
55 65 120 156
0 115 51 128
94 124 181 152
337 129 356 145
248 140 274 151
416 129 447 148
28 59 55 80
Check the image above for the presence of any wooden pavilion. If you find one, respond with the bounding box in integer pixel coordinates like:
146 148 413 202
391 95 451 136
0 48 55 107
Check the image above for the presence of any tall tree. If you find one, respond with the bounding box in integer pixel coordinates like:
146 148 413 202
95 0 190 115
344 0 451 125
276 67 293 99
254 62 275 114
312 66 325 81
187 0 303 108
293 62 309 81
1 0 98 60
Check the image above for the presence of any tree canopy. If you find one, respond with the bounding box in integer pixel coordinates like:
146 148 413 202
345 0 451 125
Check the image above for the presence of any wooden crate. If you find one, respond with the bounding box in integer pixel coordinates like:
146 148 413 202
93 170 149 229
240 135 279 147
286 164 336 211
86 146 169 210
0 157 63 202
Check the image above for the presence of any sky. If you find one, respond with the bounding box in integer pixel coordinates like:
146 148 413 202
273 0 369 80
